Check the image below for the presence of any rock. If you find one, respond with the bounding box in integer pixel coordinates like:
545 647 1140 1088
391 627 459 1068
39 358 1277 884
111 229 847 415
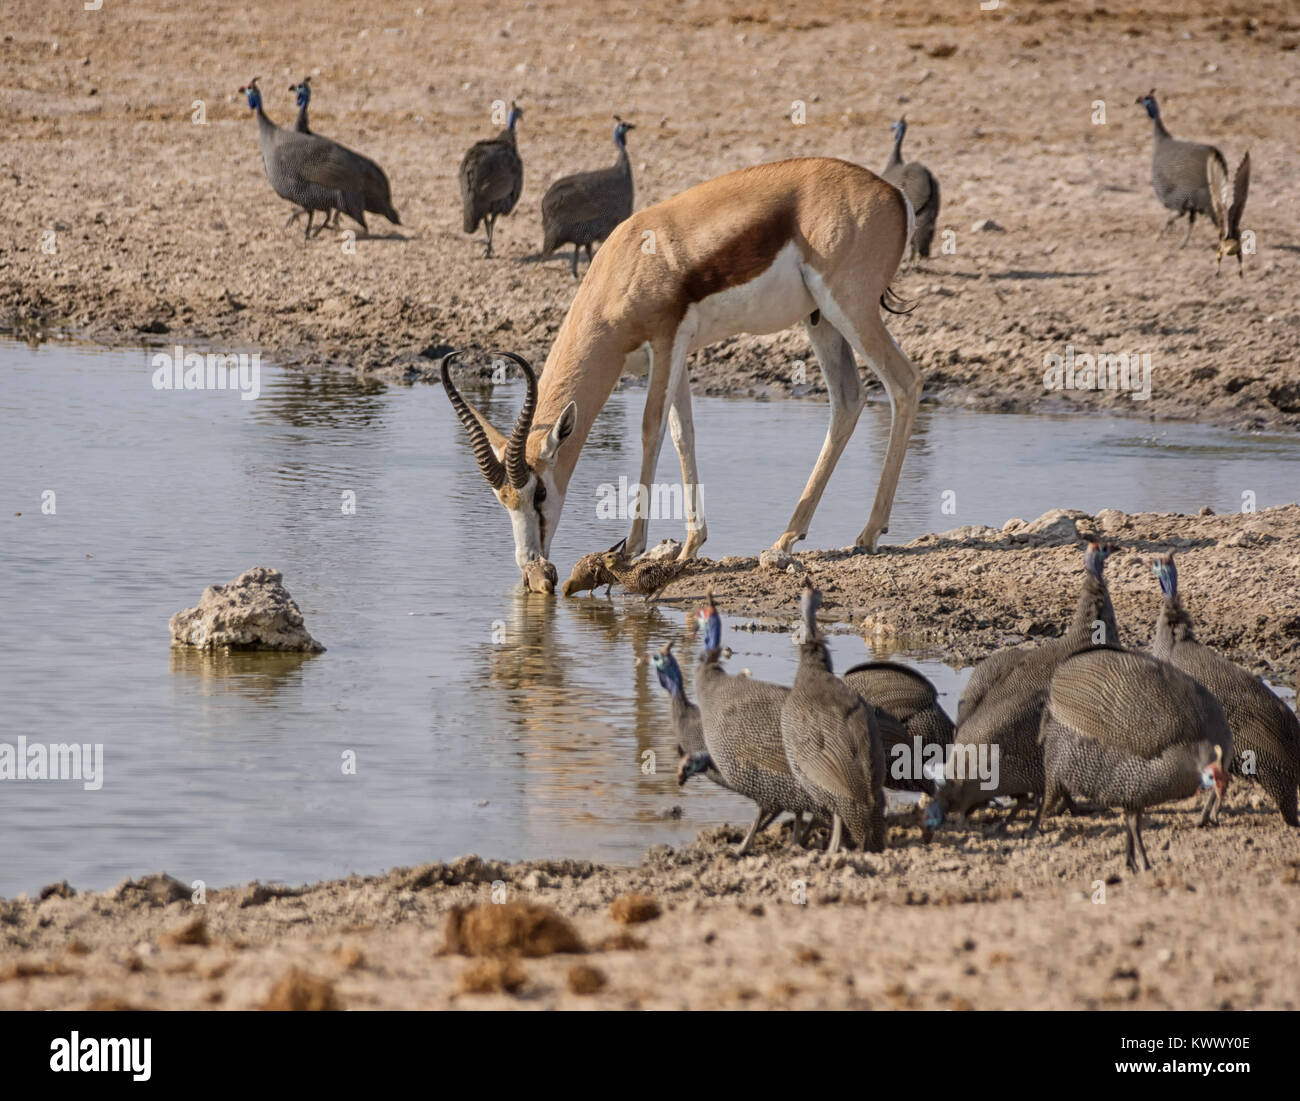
567 963 607 994
759 547 795 570
1198 505 1215 517
610 893 661 925
38 881 76 901
114 872 192 907
169 567 324 652
1018 508 1086 545
935 524 999 545
971 218 1005 233
158 915 209 948
1093 508 1129 531
443 902 585 958
636 538 682 562
261 968 341 1010
460 958 527 995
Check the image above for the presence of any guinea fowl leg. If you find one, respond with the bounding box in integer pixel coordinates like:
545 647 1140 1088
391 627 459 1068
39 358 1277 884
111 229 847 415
1180 211 1195 248
826 813 843 855
1124 813 1140 873
303 210 314 241
735 808 767 855
570 244 580 279
483 214 495 258
285 209 304 230
1196 788 1220 827
1129 810 1152 871
790 812 805 847
1159 212 1179 239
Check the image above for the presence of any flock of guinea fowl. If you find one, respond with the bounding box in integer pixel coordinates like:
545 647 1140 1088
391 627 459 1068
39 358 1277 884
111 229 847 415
234 78 1284 873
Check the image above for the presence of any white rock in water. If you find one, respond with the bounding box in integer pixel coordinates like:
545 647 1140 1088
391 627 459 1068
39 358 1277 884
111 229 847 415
169 567 325 652
636 538 682 562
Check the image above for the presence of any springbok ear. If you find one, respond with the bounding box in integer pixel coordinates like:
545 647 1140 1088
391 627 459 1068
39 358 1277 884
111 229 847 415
539 401 577 463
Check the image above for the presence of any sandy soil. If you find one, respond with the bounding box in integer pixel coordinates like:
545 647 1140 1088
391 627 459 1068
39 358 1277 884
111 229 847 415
3 805 1297 1011
2 0 1299 427
2 1 1298 1011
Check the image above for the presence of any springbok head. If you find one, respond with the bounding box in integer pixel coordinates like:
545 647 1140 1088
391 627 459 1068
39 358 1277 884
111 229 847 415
441 351 577 570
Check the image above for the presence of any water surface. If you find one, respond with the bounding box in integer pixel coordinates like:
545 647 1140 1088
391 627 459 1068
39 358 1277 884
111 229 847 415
2 339 1296 895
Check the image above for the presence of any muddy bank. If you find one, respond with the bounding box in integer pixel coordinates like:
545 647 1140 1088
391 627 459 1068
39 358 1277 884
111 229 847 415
2 801 1297 1010
3 0 1299 428
641 504 1300 685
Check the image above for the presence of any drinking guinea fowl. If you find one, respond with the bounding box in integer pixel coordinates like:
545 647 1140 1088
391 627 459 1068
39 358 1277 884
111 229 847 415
779 581 886 853
1150 553 1298 826
459 102 524 258
1037 646 1231 872
541 117 636 278
932 541 1121 827
687 592 818 853
842 661 953 794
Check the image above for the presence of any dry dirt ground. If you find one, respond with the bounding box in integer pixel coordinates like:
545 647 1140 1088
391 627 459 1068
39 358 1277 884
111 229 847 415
2 0 1299 427
2 0 1298 1010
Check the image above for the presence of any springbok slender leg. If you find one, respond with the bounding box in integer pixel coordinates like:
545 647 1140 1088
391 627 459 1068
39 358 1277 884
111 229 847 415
772 315 864 554
667 365 707 560
805 279 922 552
627 334 689 556
850 320 922 552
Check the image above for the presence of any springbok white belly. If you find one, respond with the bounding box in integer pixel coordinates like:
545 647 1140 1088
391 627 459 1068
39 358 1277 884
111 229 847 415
686 241 817 352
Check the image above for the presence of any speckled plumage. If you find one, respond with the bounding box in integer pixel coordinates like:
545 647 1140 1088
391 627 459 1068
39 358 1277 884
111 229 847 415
1150 555 1299 826
780 585 886 853
942 542 1121 818
240 80 367 239
1138 91 1227 247
1038 646 1231 871
881 119 939 260
459 106 523 258
843 661 953 794
602 551 687 602
693 605 817 853
561 550 620 597
541 120 635 277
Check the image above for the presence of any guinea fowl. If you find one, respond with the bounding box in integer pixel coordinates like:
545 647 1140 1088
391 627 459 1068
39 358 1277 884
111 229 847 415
842 661 954 794
648 642 729 792
1038 646 1231 872
239 78 365 239
932 541 1121 827
688 592 817 853
780 581 886 853
284 77 400 232
880 118 940 261
1207 152 1251 277
541 118 636 278
1137 90 1227 248
1151 553 1299 826
459 102 524 258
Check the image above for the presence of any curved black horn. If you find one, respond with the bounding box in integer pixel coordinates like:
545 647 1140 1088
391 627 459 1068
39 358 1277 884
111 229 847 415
493 351 538 489
441 352 505 489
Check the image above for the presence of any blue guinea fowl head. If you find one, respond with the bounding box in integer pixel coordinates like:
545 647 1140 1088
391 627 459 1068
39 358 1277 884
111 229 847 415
613 116 635 146
507 101 523 129
677 750 714 785
1083 540 1114 582
799 579 823 637
1200 745 1228 797
239 78 262 111
649 642 684 697
1152 552 1178 601
291 77 311 108
922 800 944 830
692 591 722 654
891 117 907 142
1136 90 1159 119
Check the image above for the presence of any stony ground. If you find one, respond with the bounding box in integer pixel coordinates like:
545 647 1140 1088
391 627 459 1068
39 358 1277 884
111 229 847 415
3 0 1299 427
2 0 1298 1010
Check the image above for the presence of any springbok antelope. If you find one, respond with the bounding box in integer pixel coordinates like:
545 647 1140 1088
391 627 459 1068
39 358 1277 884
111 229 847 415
441 156 921 573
